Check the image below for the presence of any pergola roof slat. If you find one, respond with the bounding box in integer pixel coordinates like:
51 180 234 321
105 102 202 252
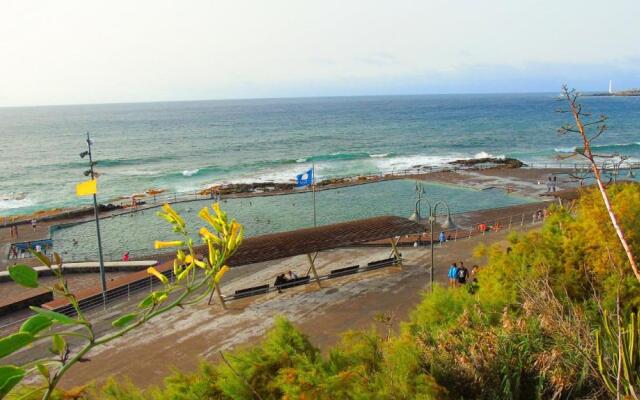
227 215 424 267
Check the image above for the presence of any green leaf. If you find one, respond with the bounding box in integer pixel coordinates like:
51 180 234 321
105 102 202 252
36 363 49 380
0 332 34 358
29 307 80 325
112 313 137 328
138 293 154 309
51 335 66 357
53 252 62 267
0 365 26 398
20 315 52 336
29 250 51 267
8 264 38 288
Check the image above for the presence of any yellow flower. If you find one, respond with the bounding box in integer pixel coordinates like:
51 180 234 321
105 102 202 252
207 239 220 266
173 259 183 276
153 292 169 303
212 202 227 221
147 267 169 284
161 203 185 228
177 264 194 281
214 265 230 284
227 221 243 252
199 227 222 245
154 240 184 249
235 225 244 248
198 207 223 232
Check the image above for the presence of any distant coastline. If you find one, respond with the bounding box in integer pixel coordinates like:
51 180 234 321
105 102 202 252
587 89 640 97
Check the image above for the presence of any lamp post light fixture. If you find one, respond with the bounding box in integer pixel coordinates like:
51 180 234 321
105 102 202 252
408 182 458 292
80 132 107 303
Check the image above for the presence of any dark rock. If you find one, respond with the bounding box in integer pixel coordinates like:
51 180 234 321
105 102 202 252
449 157 526 168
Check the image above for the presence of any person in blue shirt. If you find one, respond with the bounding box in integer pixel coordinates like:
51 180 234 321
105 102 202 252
448 262 458 287
439 231 446 245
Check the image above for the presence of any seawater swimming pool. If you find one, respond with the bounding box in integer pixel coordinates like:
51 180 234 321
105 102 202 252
51 179 535 260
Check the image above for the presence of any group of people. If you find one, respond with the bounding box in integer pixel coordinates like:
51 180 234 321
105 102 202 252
9 224 19 239
532 208 548 223
447 261 478 287
7 219 37 240
274 270 299 293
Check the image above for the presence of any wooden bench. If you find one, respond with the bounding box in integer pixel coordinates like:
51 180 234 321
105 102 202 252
232 284 270 299
328 265 360 279
364 257 399 270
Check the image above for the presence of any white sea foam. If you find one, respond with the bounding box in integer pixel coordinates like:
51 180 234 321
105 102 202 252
369 153 389 158
117 169 162 177
182 169 200 177
554 146 577 153
372 154 464 172
0 196 35 211
473 151 505 159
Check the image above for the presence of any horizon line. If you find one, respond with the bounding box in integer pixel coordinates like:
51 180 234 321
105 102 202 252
0 89 570 110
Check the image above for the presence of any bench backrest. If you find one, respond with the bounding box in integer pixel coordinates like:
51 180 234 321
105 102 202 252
366 257 396 268
329 265 360 278
234 284 270 298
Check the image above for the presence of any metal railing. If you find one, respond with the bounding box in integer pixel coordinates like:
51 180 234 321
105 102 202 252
401 207 549 248
0 269 174 334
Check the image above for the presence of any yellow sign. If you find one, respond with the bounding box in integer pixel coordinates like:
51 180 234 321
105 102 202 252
76 179 97 197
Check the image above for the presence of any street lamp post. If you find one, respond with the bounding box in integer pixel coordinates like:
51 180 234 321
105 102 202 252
409 183 458 292
80 132 107 302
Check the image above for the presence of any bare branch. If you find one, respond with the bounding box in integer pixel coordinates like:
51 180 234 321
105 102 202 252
560 85 640 283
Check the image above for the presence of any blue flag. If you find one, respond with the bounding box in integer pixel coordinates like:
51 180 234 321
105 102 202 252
296 168 313 187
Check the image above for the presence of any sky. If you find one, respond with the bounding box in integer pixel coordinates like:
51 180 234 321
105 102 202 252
1 0 639 107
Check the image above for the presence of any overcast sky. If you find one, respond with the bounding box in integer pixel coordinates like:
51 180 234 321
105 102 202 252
1 0 639 107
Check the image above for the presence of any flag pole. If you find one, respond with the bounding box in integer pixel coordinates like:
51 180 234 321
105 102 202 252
86 132 107 303
312 162 317 227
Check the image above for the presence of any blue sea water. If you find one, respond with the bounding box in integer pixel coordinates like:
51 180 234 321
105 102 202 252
1 93 639 216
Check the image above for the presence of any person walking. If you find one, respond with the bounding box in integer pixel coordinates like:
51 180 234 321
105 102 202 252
439 231 446 246
457 261 469 285
470 265 479 283
552 175 557 192
448 262 458 288
31 219 37 231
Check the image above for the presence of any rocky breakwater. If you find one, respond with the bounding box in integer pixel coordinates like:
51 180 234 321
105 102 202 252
449 157 526 169
218 182 296 195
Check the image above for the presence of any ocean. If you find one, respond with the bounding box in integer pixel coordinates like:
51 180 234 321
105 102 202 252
1 93 639 216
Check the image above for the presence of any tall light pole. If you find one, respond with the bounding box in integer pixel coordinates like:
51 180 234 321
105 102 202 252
312 162 317 227
408 183 458 291
80 132 107 301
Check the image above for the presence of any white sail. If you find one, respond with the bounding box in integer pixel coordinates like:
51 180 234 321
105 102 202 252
609 80 613 94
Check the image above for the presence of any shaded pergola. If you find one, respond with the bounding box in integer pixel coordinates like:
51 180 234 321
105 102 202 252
35 216 425 315
210 215 425 307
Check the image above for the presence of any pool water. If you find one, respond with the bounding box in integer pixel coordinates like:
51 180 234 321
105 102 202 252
51 179 534 260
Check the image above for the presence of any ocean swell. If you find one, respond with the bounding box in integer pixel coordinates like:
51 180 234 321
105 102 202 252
296 152 392 163
555 142 640 154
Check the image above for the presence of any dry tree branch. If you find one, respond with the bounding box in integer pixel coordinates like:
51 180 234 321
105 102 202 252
559 85 640 284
